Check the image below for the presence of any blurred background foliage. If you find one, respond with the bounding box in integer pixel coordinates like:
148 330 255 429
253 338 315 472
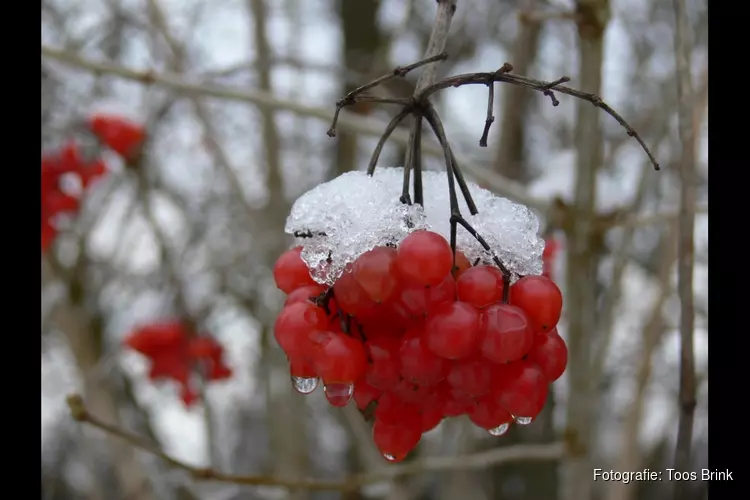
41 0 708 499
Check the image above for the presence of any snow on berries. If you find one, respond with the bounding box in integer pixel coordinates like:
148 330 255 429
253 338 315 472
272 168 568 463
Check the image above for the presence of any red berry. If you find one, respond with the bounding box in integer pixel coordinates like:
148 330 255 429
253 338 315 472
446 357 493 396
353 378 382 410
396 230 453 286
273 302 328 358
456 265 505 308
424 301 480 359
452 250 472 279
41 220 57 252
208 359 233 380
479 304 534 363
376 391 421 425
494 360 548 418
542 238 560 279
527 328 568 382
390 378 433 405
393 273 456 318
468 395 513 430
418 390 445 432
289 356 317 378
149 351 189 384
284 284 327 306
88 114 145 160
273 247 317 294
332 267 378 318
44 191 80 216
364 336 401 390
399 326 449 386
372 416 421 462
510 275 563 332
439 384 474 417
180 386 199 407
353 246 401 303
309 331 367 384
124 322 185 356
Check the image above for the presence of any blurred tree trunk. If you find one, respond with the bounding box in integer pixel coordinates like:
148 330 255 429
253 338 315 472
561 2 610 500
334 0 384 177
334 4 384 495
492 0 542 183
606 224 675 500
487 4 558 499
48 265 156 500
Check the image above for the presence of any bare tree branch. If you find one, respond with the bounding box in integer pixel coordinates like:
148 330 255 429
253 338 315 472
40 44 540 210
671 0 698 496
66 393 565 491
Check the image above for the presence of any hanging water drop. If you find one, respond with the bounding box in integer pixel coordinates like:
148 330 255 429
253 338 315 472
487 422 510 436
514 416 533 425
382 453 397 461
292 376 319 394
324 382 354 407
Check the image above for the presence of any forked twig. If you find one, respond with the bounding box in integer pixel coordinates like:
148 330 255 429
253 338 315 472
326 40 660 286
327 52 447 137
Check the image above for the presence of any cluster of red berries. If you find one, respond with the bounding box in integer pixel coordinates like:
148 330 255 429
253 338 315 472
124 321 232 407
273 230 567 462
41 114 145 253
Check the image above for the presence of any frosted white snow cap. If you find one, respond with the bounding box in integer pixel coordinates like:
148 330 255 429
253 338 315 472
285 167 544 285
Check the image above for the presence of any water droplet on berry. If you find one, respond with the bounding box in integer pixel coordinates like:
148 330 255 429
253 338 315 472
514 416 533 425
324 382 354 407
292 376 319 394
487 423 510 436
382 453 397 461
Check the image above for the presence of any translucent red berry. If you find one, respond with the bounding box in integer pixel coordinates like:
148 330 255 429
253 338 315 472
273 302 328 358
479 304 534 363
468 394 513 430
393 273 456 318
527 328 568 382
510 275 563 333
285 284 327 306
446 357 493 396
399 326 449 386
353 246 401 303
456 265 505 308
309 330 367 384
333 267 378 318
364 336 402 390
396 230 453 286
354 378 382 410
494 360 549 419
424 301 480 359
452 250 472 279
372 417 421 462
273 247 317 294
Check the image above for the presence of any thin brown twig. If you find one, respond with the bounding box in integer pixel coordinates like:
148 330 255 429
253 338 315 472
66 393 565 491
671 0 697 497
419 68 659 170
326 53 447 137
38 44 546 211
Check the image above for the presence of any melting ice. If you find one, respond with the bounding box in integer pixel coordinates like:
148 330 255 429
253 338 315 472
284 167 545 285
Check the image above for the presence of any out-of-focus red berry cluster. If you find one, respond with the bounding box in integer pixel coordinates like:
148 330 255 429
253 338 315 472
542 237 561 280
272 230 568 463
41 114 146 253
124 321 232 407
